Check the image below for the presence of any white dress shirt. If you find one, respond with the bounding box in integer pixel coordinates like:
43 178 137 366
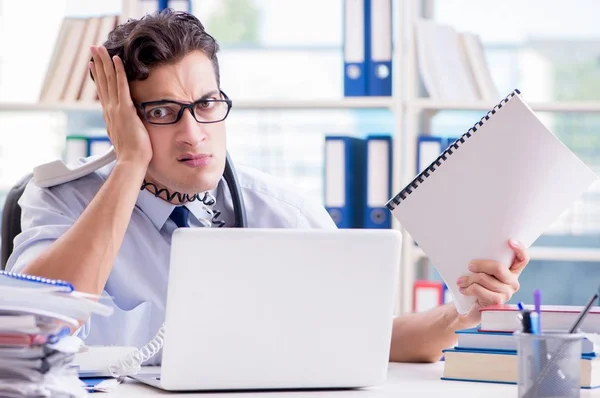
5 157 336 364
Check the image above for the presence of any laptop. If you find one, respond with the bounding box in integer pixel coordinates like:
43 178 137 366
131 228 402 391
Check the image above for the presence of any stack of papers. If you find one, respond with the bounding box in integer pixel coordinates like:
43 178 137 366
0 271 113 397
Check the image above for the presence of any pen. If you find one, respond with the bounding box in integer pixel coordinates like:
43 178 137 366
569 293 599 333
530 312 540 335
533 289 542 332
517 301 524 321
519 310 532 333
533 289 541 314
530 311 542 377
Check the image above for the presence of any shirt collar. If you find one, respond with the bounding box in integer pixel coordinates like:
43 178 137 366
135 185 219 230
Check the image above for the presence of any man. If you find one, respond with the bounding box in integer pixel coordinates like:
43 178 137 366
6 9 529 364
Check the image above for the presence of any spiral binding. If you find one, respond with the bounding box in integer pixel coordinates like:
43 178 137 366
0 270 74 292
108 323 166 379
385 89 521 211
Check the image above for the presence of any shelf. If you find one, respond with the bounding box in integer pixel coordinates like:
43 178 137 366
235 97 394 109
17 98 600 113
413 246 600 263
411 99 600 113
0 97 394 113
0 102 101 112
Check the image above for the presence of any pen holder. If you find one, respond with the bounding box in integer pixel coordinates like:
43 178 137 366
515 331 583 398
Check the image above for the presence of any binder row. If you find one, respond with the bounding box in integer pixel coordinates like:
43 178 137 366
414 19 499 102
385 89 521 211
323 134 393 229
343 0 393 97
324 132 474 229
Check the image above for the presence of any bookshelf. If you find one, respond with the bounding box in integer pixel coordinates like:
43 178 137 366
1 0 600 317
0 97 395 112
393 0 600 315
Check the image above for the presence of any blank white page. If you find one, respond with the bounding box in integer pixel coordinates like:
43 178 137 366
388 91 598 314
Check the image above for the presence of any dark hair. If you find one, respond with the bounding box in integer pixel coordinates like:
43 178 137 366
99 8 220 86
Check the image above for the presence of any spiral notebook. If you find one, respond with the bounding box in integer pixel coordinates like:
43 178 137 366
386 89 599 315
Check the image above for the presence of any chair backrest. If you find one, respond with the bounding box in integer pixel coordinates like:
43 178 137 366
1 173 32 270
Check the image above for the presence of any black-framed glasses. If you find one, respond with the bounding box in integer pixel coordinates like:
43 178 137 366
138 90 233 125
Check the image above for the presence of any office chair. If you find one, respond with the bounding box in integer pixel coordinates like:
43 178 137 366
1 173 32 270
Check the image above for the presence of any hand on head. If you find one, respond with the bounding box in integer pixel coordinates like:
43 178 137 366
89 45 153 167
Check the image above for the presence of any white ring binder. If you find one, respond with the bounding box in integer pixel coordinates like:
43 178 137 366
386 89 521 211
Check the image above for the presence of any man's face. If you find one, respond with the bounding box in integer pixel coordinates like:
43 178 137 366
130 51 226 196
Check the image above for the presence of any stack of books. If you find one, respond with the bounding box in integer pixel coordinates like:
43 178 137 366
0 271 113 397
442 304 600 389
39 15 119 104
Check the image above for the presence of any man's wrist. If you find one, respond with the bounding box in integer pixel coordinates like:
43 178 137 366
442 303 478 331
111 159 149 195
114 159 148 180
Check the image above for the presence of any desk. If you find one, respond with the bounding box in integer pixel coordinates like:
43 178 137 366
101 362 600 397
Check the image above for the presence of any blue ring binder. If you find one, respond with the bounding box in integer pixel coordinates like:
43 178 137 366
328 208 343 225
369 208 388 224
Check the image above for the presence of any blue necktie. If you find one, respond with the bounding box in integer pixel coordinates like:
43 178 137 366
169 206 190 228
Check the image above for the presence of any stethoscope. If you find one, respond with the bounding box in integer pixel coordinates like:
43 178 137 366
223 152 247 228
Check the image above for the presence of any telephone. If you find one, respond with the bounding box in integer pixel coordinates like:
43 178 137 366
33 147 117 188
108 324 166 378
33 146 248 378
33 147 247 228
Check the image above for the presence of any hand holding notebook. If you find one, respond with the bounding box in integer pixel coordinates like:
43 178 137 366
387 90 599 315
